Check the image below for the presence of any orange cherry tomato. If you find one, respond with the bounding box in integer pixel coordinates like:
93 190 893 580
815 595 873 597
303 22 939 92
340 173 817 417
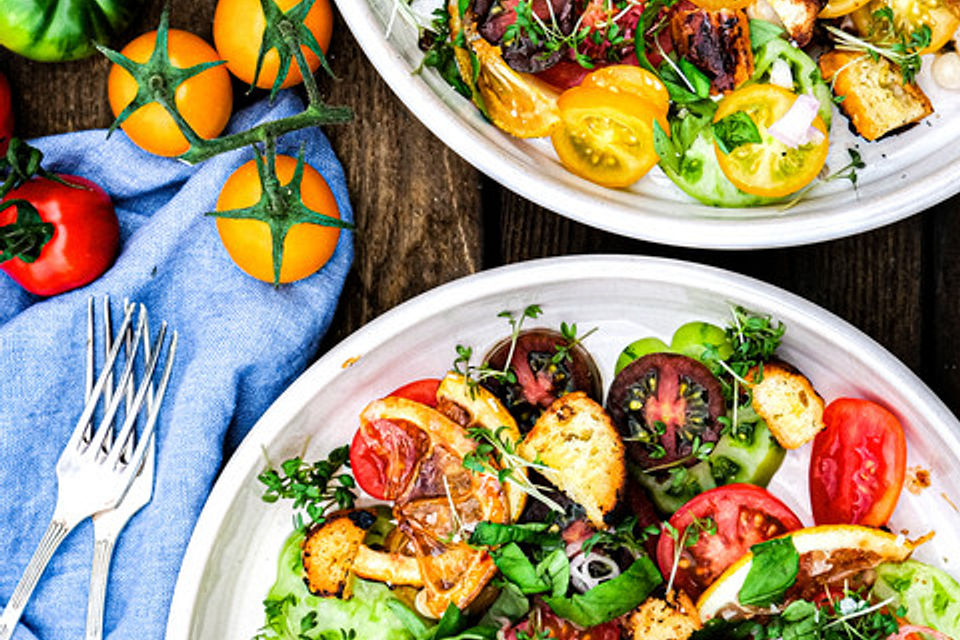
215 155 341 284
550 86 667 188
580 65 670 117
213 0 333 89
713 84 829 198
108 29 233 157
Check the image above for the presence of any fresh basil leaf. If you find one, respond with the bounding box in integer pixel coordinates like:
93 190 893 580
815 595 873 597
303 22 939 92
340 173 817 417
679 58 711 99
749 19 786 50
386 600 432 640
738 536 799 607
478 582 530 627
536 548 571 598
542 556 662 627
434 603 465 638
491 543 550 594
712 111 762 155
469 522 560 547
654 119 680 174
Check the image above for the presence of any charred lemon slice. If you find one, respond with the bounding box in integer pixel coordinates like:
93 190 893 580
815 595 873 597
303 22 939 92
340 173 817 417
697 525 932 621
448 0 560 138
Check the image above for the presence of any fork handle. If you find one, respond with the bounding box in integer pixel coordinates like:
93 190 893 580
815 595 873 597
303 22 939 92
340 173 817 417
84 537 115 640
0 518 74 640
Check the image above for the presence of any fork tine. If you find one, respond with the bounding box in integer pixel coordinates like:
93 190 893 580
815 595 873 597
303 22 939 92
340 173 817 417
102 296 114 411
116 331 177 483
104 323 167 470
85 298 94 405
63 304 136 456
86 312 146 457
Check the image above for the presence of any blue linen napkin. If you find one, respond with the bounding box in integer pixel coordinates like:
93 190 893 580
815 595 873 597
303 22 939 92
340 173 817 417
0 91 354 639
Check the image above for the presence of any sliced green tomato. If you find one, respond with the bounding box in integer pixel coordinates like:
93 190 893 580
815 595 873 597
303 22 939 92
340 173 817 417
873 561 960 637
632 461 717 515
615 337 674 375
671 322 734 362
714 84 830 198
709 420 785 487
750 39 833 128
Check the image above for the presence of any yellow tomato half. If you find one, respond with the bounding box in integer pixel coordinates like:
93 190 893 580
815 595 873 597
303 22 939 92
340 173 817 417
580 65 670 117
851 0 960 53
713 84 829 198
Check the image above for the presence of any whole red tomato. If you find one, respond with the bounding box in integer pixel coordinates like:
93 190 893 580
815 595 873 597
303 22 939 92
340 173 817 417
0 175 119 296
0 72 13 155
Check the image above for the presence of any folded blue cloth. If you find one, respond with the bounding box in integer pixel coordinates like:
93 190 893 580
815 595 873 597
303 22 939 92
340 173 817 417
0 92 354 639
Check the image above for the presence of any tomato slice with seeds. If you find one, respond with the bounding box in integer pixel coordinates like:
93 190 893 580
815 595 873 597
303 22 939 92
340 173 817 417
388 378 440 408
713 84 829 198
809 398 907 527
851 0 960 54
550 86 666 188
581 65 670 117
656 484 803 600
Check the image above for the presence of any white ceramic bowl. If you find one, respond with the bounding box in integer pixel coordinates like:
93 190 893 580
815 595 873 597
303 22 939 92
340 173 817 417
165 256 960 638
333 0 960 249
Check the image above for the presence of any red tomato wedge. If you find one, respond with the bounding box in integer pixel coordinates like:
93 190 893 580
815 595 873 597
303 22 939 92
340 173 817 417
656 484 803 599
388 378 440 408
809 398 907 526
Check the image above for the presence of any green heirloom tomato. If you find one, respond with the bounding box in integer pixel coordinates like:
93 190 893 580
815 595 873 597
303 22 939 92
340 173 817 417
751 38 833 128
615 337 673 375
873 561 960 638
709 420 785 487
671 321 734 362
0 0 136 62
632 462 717 515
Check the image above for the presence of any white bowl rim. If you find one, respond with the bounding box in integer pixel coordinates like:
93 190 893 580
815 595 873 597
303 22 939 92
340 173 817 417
331 0 960 250
165 254 960 638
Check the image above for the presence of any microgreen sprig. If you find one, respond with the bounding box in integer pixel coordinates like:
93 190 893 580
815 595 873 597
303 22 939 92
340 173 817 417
463 425 567 514
662 516 717 594
453 304 543 394
825 11 931 85
258 444 357 531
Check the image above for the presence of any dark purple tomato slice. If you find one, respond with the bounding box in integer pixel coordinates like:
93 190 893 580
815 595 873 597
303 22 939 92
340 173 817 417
606 353 725 469
483 329 602 432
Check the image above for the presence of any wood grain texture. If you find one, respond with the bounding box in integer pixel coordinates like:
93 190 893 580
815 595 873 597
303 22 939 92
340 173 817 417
928 194 960 416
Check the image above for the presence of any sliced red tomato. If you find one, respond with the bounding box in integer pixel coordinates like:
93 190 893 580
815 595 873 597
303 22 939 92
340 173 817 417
551 86 666 188
809 398 907 527
349 418 428 500
387 378 440 407
656 484 803 599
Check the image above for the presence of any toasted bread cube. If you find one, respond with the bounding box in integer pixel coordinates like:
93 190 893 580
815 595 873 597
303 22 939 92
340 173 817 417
628 592 702 640
748 362 825 449
670 6 754 93
820 50 933 141
765 0 824 45
517 392 625 528
302 510 375 598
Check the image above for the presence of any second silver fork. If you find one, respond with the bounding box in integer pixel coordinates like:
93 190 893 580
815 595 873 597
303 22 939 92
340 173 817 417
83 298 157 640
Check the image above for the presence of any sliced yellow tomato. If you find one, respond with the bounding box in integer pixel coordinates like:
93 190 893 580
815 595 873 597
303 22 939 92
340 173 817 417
820 0 872 19
851 0 960 53
713 84 828 198
580 65 670 117
551 86 667 188
689 0 753 10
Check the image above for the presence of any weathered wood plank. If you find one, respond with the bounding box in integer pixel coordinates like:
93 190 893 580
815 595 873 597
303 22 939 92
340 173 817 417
928 193 960 416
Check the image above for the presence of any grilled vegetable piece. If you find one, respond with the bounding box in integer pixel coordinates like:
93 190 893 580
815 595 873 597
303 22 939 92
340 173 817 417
765 0 825 45
670 5 755 93
627 591 702 640
302 510 423 598
748 362 824 449
819 50 933 141
517 392 626 528
448 0 561 137
436 372 527 522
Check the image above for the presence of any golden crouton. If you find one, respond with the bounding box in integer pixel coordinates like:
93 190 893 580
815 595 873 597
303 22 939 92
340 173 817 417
765 0 824 45
517 392 625 528
670 6 754 93
748 361 825 449
820 50 933 141
627 591 702 640
302 510 373 598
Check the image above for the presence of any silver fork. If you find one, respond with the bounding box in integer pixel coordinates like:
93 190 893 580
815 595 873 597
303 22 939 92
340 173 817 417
84 298 157 640
0 303 177 640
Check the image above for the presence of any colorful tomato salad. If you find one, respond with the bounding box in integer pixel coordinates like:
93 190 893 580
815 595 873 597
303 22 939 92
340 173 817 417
386 0 959 206
253 305 958 640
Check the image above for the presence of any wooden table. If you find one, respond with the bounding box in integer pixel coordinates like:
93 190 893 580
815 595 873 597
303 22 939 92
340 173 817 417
2 0 958 416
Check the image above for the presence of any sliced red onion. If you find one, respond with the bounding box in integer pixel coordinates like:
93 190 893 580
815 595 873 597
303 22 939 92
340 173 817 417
887 624 952 640
769 58 794 89
569 552 620 592
768 93 822 148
